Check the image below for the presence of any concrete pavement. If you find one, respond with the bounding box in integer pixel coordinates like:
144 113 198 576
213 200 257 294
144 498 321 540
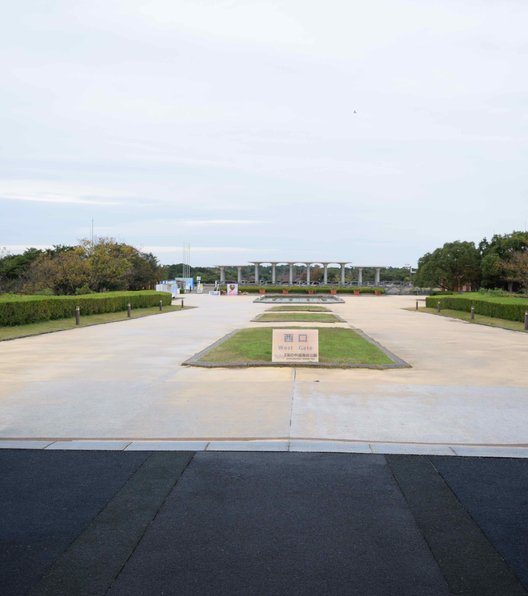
0 294 527 451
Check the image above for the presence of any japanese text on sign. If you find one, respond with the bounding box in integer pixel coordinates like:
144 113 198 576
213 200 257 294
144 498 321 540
272 329 319 363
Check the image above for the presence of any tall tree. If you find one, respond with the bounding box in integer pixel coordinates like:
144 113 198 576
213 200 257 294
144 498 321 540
500 250 528 291
0 248 44 292
415 241 481 291
24 248 91 295
480 231 528 289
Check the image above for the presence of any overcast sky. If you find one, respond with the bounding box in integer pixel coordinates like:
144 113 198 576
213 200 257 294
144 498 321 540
1 0 527 266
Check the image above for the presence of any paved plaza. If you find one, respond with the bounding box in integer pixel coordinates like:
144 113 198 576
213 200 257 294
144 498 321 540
1 294 527 454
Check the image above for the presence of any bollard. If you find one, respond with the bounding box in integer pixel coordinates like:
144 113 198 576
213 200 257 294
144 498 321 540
525 311 528 331
75 306 80 325
127 303 131 318
181 299 184 309
415 300 419 311
470 305 475 321
159 300 163 311
437 301 441 313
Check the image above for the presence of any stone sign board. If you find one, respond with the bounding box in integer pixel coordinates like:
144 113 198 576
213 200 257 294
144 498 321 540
272 329 319 363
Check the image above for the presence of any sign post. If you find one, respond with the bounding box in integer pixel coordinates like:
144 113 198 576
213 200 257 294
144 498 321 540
272 329 319 363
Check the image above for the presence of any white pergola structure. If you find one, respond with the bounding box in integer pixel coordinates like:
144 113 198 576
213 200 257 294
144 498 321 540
216 263 383 285
216 266 244 284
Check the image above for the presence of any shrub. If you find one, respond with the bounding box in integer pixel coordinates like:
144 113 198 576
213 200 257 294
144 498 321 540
0 291 172 326
478 288 508 297
237 286 384 295
426 292 528 322
75 285 94 295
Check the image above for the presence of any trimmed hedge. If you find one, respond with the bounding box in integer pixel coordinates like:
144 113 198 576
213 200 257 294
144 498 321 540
237 286 384 295
0 291 173 326
425 293 528 322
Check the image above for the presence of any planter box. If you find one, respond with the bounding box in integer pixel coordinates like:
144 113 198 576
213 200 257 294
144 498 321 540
308 290 315 295
282 290 288 295
374 290 381 296
259 289 266 294
354 290 360 296
331 289 337 295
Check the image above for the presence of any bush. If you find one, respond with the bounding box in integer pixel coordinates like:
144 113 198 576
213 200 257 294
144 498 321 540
34 288 55 296
75 285 94 295
237 286 384 295
0 291 172 326
425 292 528 322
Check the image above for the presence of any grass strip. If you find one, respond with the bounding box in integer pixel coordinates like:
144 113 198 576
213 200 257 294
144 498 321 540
265 306 330 312
414 307 527 333
254 313 341 323
197 327 393 366
0 305 193 341
426 293 528 323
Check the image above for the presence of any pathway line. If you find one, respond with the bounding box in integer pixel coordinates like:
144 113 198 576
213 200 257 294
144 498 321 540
30 452 194 596
387 455 527 596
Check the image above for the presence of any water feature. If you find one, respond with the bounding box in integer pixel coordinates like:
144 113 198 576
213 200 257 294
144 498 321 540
253 295 344 304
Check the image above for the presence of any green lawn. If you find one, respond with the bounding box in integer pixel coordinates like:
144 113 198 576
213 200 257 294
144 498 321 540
254 313 341 323
266 305 330 312
415 307 528 332
196 327 394 366
0 305 193 341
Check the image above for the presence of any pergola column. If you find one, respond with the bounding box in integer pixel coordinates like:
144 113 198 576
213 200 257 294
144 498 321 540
357 267 363 286
219 266 225 284
289 263 294 285
237 266 242 284
323 264 328 285
271 263 277 284
254 263 260 285
306 264 311 284
340 263 346 285
375 267 381 286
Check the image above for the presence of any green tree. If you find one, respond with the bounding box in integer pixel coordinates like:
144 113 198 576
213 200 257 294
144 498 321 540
81 238 135 292
0 248 44 292
128 251 161 290
480 231 528 290
415 241 481 291
24 248 91 295
500 250 528 292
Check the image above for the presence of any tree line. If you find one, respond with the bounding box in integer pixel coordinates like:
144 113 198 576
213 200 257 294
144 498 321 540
1 240 416 295
7 231 523 296
0 239 162 295
414 231 528 292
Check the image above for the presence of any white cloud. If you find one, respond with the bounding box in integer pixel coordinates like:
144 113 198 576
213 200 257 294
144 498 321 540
1 1 528 266
183 219 265 227
0 180 135 207
144 246 272 254
0 193 123 206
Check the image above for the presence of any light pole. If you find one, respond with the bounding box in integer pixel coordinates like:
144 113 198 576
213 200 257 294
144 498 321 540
404 263 415 287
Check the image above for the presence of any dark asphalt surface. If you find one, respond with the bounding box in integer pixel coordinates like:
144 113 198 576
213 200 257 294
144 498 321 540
1 451 527 596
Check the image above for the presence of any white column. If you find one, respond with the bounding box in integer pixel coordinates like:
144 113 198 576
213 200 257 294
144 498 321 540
323 264 328 285
340 264 346 285
357 267 363 286
375 267 381 286
254 263 260 285
306 264 311 284
289 264 293 285
237 266 242 284
219 266 225 284
271 263 276 284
